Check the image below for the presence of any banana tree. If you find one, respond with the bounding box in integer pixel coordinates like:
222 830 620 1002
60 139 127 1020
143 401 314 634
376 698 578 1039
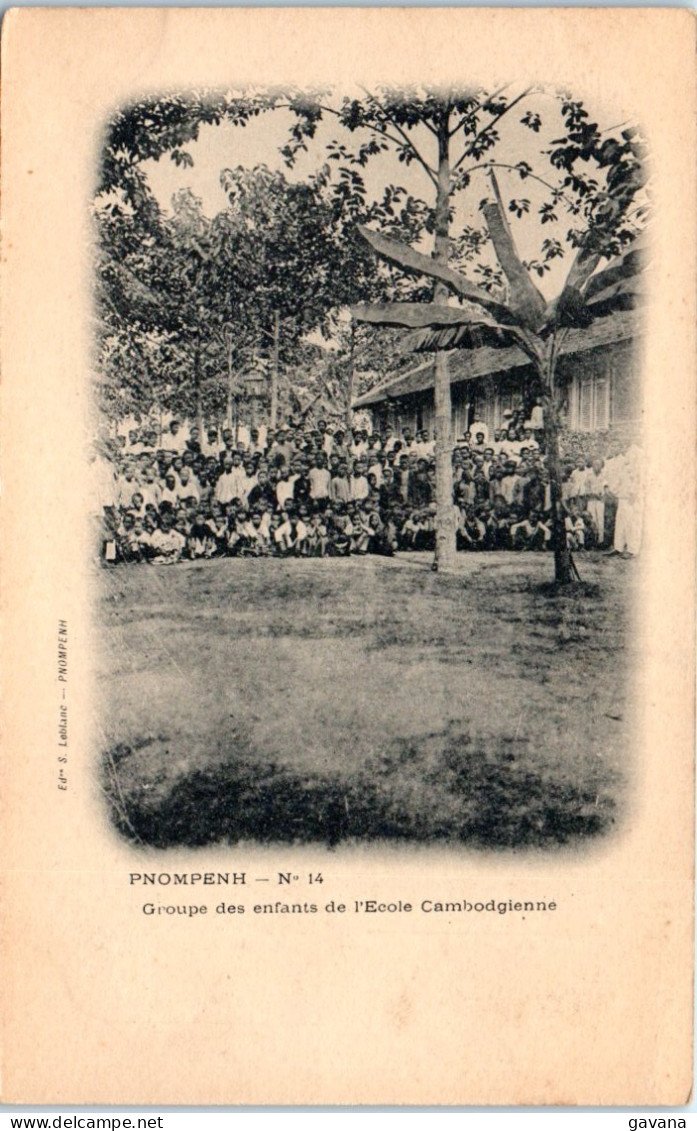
352 171 646 584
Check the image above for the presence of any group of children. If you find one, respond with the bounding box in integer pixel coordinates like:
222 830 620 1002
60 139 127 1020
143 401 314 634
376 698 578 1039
96 411 638 565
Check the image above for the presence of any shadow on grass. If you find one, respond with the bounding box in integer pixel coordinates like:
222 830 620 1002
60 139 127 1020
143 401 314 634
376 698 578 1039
103 734 617 852
531 580 604 601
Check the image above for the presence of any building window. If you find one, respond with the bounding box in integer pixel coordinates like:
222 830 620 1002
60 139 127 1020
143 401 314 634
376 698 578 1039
452 400 466 439
579 379 593 431
573 368 612 432
595 376 610 430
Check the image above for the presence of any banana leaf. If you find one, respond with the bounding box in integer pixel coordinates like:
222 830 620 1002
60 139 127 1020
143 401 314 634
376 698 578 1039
481 172 547 331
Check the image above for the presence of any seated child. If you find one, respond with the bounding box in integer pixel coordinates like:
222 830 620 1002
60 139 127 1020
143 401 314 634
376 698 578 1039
149 514 186 564
565 504 587 551
188 510 218 559
365 510 394 557
511 510 551 551
457 505 486 550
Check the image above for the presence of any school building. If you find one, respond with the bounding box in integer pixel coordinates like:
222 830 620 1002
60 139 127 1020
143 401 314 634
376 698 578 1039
353 309 641 442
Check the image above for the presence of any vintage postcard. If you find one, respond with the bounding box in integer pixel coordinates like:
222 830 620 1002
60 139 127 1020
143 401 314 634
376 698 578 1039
1 7 695 1106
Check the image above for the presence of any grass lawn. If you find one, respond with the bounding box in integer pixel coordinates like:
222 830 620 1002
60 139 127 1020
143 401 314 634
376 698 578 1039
98 551 635 851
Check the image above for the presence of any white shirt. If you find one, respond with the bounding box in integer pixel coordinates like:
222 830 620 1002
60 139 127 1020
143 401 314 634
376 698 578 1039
139 481 162 509
350 475 369 501
202 438 225 459
469 421 489 444
177 477 200 502
215 467 248 505
567 468 589 498
309 467 331 499
275 519 307 546
150 528 186 555
160 485 181 507
584 468 607 499
276 477 297 507
116 475 139 508
164 430 188 455
499 440 522 462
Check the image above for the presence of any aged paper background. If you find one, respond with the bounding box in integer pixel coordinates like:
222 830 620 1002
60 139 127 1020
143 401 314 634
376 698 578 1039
1 7 695 1106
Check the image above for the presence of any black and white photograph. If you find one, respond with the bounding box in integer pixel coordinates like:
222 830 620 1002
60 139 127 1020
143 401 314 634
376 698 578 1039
94 81 648 852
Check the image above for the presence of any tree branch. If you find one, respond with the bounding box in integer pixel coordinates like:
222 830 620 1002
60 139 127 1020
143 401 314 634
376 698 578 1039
280 94 439 188
357 86 439 186
453 161 580 214
451 88 533 175
447 84 510 138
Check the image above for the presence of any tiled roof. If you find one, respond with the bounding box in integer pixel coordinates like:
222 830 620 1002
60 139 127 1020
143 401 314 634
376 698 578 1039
353 309 640 408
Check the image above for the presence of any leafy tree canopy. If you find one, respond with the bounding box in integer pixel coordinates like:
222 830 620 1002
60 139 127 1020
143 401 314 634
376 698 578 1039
94 83 649 429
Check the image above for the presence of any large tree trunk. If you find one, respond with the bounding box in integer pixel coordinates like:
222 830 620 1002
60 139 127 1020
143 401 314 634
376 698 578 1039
543 399 574 585
432 107 457 573
345 322 355 432
270 309 280 430
194 338 203 437
225 334 234 428
539 343 575 586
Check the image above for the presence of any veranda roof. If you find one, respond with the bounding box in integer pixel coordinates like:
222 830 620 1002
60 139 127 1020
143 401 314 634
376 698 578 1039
352 309 640 409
